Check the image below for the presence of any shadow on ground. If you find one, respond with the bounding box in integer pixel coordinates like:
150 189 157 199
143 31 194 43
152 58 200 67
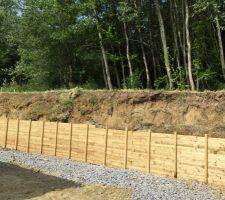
0 161 131 200
0 161 81 200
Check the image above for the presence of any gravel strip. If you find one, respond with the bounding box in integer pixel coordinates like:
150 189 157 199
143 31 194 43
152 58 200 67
0 149 224 200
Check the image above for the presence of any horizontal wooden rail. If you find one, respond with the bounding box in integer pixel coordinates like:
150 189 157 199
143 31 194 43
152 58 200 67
0 118 225 187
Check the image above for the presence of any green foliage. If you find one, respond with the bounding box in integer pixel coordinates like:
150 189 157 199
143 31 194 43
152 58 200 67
122 70 142 89
154 76 168 90
1 82 50 92
0 0 224 91
172 69 190 90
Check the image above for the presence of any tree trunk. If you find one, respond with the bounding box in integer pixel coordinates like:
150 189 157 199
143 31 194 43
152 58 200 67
140 35 151 88
102 59 109 89
215 16 225 80
94 8 113 90
170 0 181 72
181 0 188 81
149 4 157 84
68 65 73 88
185 0 195 91
149 29 157 83
97 26 113 90
114 64 121 88
154 0 173 89
133 0 151 88
123 22 133 84
119 46 126 84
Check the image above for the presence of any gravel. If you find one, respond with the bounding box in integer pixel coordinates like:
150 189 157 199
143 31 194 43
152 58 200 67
0 149 224 200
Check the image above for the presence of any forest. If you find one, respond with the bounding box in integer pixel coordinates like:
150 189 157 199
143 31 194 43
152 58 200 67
0 0 225 91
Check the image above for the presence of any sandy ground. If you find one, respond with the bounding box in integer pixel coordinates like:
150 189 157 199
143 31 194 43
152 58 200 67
0 162 131 200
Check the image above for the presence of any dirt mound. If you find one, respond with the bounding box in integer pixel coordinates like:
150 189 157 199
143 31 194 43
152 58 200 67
0 90 225 138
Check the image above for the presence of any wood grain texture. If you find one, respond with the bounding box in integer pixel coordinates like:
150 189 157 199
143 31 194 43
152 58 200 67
0 119 225 187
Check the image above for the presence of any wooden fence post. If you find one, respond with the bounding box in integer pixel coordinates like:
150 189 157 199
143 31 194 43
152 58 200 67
84 124 89 162
27 120 32 153
174 131 178 178
4 118 9 148
124 127 129 169
40 121 45 154
54 122 59 156
15 119 20 150
69 123 73 159
104 125 109 166
205 134 209 184
148 130 152 173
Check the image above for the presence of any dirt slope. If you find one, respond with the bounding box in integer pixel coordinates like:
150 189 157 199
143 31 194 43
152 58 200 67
0 90 225 138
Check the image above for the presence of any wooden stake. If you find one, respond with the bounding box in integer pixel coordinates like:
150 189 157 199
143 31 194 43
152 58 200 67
174 131 178 178
40 121 45 154
84 124 89 162
4 118 9 148
54 121 59 156
148 130 152 173
205 134 209 184
69 123 73 159
15 119 20 150
124 127 129 169
27 120 32 153
104 125 109 166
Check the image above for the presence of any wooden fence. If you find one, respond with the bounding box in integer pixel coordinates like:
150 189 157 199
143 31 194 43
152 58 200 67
0 118 225 187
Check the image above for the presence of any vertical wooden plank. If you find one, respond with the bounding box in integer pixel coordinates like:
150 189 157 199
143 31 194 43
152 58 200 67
54 121 59 156
148 130 152 173
84 124 89 162
15 119 20 150
69 123 73 159
205 134 208 184
4 118 9 148
40 121 45 154
103 125 109 166
174 131 178 178
124 127 129 169
27 120 32 153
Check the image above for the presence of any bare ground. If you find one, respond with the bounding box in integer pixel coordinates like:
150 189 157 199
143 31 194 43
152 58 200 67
0 90 225 137
0 162 131 200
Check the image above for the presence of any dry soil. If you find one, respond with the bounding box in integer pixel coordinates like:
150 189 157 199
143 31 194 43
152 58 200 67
0 90 224 137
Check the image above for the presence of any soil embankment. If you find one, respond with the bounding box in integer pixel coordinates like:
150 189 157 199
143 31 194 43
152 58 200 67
0 90 224 137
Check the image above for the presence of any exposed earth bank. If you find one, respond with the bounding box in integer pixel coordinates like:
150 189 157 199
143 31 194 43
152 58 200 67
0 90 225 137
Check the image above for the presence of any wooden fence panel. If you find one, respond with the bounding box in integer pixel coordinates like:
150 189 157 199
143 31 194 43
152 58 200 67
6 119 18 149
29 121 43 154
0 118 225 188
42 122 57 156
208 137 225 186
177 135 205 182
87 127 106 165
70 124 88 162
150 133 175 176
56 122 71 159
0 119 7 147
127 131 149 172
106 129 126 168
17 120 31 152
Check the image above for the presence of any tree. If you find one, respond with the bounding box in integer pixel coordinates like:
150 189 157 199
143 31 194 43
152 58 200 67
154 0 173 89
0 0 19 85
185 0 195 90
0 0 224 91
